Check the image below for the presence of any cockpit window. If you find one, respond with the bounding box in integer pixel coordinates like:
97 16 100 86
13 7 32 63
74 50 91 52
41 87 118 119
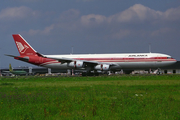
167 57 172 59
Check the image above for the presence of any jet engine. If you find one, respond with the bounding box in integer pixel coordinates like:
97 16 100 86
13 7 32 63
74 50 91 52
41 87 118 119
67 61 84 68
94 64 110 71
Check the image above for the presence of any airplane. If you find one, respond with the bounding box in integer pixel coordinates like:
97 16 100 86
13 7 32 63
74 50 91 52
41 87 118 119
3 64 27 76
9 64 27 75
5 34 176 76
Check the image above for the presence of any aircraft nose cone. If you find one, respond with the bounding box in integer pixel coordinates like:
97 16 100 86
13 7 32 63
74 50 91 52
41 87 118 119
171 59 177 64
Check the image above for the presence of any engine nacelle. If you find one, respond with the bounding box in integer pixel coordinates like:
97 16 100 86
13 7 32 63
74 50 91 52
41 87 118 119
94 64 110 71
67 61 84 68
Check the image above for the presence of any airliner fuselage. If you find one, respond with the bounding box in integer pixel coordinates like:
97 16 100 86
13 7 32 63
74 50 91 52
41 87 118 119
42 53 175 70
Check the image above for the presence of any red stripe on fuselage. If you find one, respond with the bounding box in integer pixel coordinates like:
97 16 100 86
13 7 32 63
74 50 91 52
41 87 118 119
75 57 175 61
18 56 175 66
73 57 176 62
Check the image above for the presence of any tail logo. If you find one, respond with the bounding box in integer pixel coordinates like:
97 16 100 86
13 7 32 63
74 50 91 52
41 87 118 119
16 41 29 53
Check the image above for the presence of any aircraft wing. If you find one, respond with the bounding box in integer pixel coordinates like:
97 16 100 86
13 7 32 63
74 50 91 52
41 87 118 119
46 56 98 64
2 71 10 73
46 56 115 66
46 57 76 64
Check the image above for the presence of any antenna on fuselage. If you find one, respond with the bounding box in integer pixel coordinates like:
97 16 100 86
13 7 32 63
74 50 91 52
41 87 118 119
149 43 151 53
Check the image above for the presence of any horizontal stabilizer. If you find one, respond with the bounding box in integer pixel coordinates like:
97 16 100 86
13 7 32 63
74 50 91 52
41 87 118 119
5 54 29 62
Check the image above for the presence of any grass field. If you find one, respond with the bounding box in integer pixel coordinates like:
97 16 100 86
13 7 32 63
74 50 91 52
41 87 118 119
0 75 180 120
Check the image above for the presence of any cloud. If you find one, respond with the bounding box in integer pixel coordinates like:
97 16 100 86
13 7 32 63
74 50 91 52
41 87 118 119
81 14 106 26
163 6 180 21
78 4 180 39
25 9 80 36
108 4 163 23
78 4 164 28
22 4 180 40
151 28 172 36
27 24 55 35
59 9 80 22
0 6 39 21
79 4 180 26
151 28 180 37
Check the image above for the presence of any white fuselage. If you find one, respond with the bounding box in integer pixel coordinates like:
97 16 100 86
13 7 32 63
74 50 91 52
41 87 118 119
42 53 176 70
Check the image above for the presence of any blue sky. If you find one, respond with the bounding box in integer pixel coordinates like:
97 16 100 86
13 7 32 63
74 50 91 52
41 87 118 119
0 0 180 68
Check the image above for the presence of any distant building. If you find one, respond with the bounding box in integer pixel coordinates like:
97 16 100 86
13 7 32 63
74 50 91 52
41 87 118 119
0 66 67 76
161 61 180 74
0 61 180 75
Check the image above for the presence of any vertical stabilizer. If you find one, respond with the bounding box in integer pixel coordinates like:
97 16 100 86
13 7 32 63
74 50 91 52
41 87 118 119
9 64 13 72
12 34 37 56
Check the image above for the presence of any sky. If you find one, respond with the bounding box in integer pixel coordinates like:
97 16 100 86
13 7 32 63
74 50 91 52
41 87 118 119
0 0 180 68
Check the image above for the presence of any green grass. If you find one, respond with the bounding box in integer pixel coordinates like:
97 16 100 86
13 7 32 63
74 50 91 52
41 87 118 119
0 75 180 120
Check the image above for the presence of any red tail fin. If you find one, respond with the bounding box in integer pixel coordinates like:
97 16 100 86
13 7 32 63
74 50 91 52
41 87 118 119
12 34 37 56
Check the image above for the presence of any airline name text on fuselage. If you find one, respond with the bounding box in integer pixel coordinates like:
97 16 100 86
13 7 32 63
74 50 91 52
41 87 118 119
128 55 148 57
